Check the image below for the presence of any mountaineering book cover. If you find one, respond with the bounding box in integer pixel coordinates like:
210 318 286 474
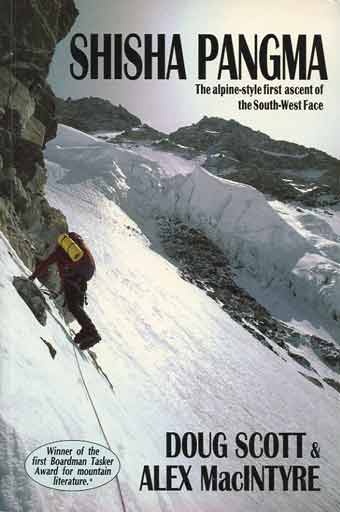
1 0 340 510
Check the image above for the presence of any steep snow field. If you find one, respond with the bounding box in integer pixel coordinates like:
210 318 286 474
1 125 340 511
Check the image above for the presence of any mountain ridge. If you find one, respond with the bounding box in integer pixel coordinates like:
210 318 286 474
98 109 340 207
55 96 141 133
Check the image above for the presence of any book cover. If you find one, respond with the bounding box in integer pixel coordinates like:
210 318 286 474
0 0 339 511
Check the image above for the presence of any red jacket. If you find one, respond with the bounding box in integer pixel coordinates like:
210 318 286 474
31 234 95 283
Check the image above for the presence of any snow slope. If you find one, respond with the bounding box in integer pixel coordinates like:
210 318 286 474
1 125 340 511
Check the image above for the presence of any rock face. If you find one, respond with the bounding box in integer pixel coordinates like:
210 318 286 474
0 0 78 269
111 123 166 144
159 216 340 381
165 117 340 207
310 336 340 372
323 377 340 395
55 97 141 133
13 276 50 325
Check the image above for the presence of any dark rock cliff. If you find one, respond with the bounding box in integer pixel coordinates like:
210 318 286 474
0 0 78 268
55 96 141 133
167 116 340 207
109 123 166 143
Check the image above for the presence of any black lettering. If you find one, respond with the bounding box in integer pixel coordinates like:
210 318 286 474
114 34 122 79
235 432 248 458
198 34 219 79
260 34 280 80
264 433 279 458
283 34 307 79
90 34 111 79
139 466 154 491
166 432 181 457
201 465 217 490
70 33 88 79
145 34 165 79
178 465 192 490
308 466 320 491
166 34 186 79
308 35 328 79
213 432 228 458
239 34 258 79
124 34 142 79
218 35 238 79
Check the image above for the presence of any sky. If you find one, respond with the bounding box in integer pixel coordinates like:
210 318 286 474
49 0 340 158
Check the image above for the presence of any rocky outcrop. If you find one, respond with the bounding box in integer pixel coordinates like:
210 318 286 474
40 336 57 359
111 123 166 144
13 276 50 325
298 372 324 388
323 377 340 395
159 216 340 380
310 336 340 372
165 117 340 207
0 0 78 268
55 96 141 133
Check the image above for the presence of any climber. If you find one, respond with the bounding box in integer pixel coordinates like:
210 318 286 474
29 232 101 350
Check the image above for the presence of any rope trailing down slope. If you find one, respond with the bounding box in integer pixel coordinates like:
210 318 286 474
73 345 127 512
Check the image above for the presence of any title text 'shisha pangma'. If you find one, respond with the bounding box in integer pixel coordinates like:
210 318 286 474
70 33 328 81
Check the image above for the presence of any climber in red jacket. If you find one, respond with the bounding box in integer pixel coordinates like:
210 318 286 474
30 232 101 349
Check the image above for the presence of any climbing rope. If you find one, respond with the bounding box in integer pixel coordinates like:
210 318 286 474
73 345 127 512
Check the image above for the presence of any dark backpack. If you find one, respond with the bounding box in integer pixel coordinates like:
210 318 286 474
68 232 96 281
